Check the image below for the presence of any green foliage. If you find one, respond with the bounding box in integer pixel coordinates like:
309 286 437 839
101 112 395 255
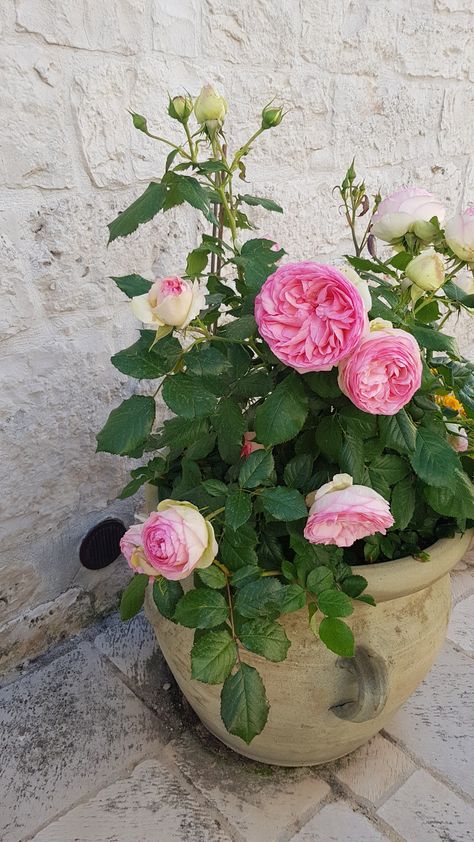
96 395 155 456
162 374 219 418
220 663 269 744
108 182 168 242
174 588 229 628
191 629 237 684
120 575 148 621
240 619 291 661
260 486 307 521
225 490 252 530
153 578 184 620
317 617 355 657
255 375 308 446
195 565 227 590
111 274 152 297
410 427 460 491
111 332 181 380
239 450 275 488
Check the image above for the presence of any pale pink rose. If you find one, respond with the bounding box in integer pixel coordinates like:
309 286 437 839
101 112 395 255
446 423 469 453
445 207 474 263
141 500 217 581
338 326 422 415
132 276 205 329
372 187 445 243
120 524 157 577
304 474 394 548
240 431 265 459
254 262 368 373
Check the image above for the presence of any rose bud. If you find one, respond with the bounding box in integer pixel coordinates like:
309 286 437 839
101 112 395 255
371 187 445 244
367 233 377 258
445 207 474 264
446 423 468 453
240 432 264 459
132 276 205 329
405 248 445 292
261 104 284 129
168 94 193 123
194 84 227 127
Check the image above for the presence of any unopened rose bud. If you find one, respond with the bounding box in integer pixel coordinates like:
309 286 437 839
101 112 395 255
261 104 284 129
367 233 377 258
194 85 227 128
168 94 193 123
405 248 445 292
129 111 148 133
412 220 437 243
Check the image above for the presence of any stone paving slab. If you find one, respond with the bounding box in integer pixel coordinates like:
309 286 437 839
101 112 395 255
384 643 474 799
93 613 186 741
333 734 416 806
165 729 330 842
31 759 233 842
378 769 474 841
290 802 389 841
0 642 163 842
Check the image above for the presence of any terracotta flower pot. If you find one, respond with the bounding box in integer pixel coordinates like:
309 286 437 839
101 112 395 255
145 530 472 766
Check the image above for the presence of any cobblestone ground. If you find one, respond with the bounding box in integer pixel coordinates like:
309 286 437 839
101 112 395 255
1 549 474 842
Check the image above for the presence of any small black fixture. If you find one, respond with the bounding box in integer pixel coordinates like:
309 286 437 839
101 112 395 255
79 518 126 570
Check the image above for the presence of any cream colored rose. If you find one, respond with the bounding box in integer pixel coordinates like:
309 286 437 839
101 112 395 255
339 265 372 311
132 277 205 329
405 249 445 292
194 85 227 126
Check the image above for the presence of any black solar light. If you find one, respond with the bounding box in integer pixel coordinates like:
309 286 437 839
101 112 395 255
79 518 126 570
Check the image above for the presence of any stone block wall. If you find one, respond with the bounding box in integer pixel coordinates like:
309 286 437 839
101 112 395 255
1 0 472 671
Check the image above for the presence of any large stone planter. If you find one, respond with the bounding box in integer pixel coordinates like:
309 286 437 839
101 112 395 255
145 530 472 766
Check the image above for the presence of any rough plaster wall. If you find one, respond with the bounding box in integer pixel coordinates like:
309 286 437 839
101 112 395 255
0 0 473 669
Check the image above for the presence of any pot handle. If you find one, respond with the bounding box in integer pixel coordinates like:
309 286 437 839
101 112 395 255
330 645 389 723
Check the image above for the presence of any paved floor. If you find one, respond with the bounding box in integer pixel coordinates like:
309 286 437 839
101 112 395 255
1 550 474 842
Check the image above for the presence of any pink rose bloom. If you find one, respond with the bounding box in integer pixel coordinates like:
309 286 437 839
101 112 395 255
255 262 367 373
372 187 445 243
338 325 422 415
120 524 157 577
241 431 265 459
446 423 469 453
141 500 218 581
445 207 474 263
304 474 394 548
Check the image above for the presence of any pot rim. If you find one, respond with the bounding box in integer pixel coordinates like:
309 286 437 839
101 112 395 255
352 529 473 602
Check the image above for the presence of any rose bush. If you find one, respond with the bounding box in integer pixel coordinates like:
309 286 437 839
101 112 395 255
98 87 474 745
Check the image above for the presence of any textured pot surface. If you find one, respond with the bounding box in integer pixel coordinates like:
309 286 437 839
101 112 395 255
145 530 472 766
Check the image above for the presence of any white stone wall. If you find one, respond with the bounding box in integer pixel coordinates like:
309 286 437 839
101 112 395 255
1 0 473 669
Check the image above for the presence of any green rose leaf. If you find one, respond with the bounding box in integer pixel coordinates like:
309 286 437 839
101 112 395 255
195 565 227 590
162 374 219 419
111 274 152 298
239 450 275 489
424 469 474 521
391 476 416 530
191 629 237 684
255 374 309 446
185 345 231 377
231 565 261 588
174 587 229 628
378 409 417 455
410 426 460 490
340 434 365 483
220 663 269 744
220 525 259 571
239 194 283 213
108 182 168 243
315 415 343 462
318 617 355 657
340 575 368 598
260 487 307 521
317 589 354 618
408 325 459 358
305 370 342 399
220 314 258 340
201 479 229 497
232 238 284 294
225 490 252 530
339 405 378 438
213 399 247 464
275 583 307 613
234 578 283 619
283 454 314 490
120 574 148 621
306 566 334 595
186 249 209 277
112 332 182 380
152 578 184 620
96 395 155 456
240 619 291 662
163 172 219 225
